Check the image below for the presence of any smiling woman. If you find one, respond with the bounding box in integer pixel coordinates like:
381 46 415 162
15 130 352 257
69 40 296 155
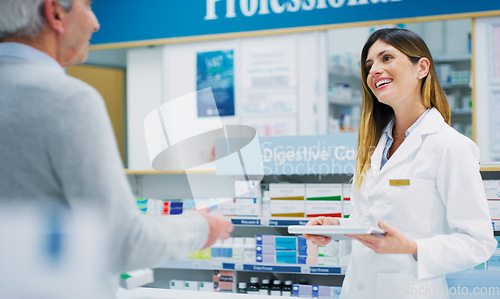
305 28 497 299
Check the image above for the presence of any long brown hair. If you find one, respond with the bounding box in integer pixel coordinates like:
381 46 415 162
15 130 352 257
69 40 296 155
354 28 450 189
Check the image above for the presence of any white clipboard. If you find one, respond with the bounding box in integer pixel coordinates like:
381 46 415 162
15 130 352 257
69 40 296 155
287 225 386 240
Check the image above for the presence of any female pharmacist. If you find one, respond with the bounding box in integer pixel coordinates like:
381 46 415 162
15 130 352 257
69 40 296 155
305 28 497 299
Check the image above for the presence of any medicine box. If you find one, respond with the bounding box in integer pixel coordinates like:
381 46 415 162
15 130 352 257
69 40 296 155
306 201 342 218
270 200 305 217
292 284 313 298
256 235 275 245
256 245 275 255
256 254 275 263
305 184 342 200
235 180 262 198
235 197 261 216
342 184 353 218
275 236 297 250
170 279 185 290
484 180 500 199
269 183 305 199
184 280 199 291
199 281 214 292
488 200 500 221
276 250 297 264
120 268 154 290
215 198 237 216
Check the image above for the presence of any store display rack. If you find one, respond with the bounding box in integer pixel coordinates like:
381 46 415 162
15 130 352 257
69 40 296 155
158 260 344 275
229 217 309 227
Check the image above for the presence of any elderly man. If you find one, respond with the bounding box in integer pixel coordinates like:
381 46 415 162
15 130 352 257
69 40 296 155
0 0 233 296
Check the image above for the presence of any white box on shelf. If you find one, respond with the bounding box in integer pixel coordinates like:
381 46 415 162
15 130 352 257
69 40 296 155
184 280 199 291
306 201 342 218
235 197 261 216
215 198 237 216
169 280 185 290
488 200 500 221
484 180 500 199
120 268 154 290
235 180 262 198
198 281 214 292
269 183 305 199
270 200 305 217
305 184 342 200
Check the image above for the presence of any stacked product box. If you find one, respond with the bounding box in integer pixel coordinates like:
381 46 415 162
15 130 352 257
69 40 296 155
305 240 338 266
305 184 342 218
234 180 262 216
292 284 342 298
255 235 307 264
483 180 500 221
210 237 256 263
188 247 212 261
214 181 262 217
145 199 183 215
170 280 214 292
342 184 353 218
270 184 305 217
135 198 148 214
213 270 235 293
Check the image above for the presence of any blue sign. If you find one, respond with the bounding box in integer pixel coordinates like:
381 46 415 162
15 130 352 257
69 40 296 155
216 133 357 175
90 1 500 46
197 50 235 117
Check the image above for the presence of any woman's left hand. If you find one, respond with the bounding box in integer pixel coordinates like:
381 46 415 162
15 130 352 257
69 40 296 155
346 220 417 254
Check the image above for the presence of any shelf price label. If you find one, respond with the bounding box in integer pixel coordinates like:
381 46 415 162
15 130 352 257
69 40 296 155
235 263 244 270
269 219 309 226
309 266 342 274
210 261 223 269
231 218 261 226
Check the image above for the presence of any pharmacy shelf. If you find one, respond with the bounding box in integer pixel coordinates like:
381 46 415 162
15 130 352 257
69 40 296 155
158 260 344 275
441 83 471 89
493 221 500 232
328 96 362 106
230 217 309 227
118 288 278 299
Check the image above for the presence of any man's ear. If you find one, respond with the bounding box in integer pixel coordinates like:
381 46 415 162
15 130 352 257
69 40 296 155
44 0 65 35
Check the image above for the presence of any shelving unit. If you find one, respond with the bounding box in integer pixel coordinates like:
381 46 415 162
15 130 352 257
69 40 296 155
327 71 362 134
126 164 500 293
435 55 473 138
157 260 343 275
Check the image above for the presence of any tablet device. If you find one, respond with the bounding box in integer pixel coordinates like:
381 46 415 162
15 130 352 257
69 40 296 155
287 225 386 240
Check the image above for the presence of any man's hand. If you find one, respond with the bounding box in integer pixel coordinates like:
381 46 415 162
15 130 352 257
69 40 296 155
197 210 234 249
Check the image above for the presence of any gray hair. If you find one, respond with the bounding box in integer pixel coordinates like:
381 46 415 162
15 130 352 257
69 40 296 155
0 0 73 41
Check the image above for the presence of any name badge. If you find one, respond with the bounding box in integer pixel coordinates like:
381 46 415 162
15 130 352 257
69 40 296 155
389 179 410 186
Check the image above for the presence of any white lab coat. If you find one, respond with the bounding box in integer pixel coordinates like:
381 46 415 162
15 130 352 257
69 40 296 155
334 108 497 299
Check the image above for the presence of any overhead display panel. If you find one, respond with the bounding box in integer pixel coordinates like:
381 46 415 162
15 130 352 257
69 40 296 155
90 0 500 46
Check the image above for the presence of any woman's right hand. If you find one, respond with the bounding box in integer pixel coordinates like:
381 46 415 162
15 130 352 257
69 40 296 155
303 216 340 246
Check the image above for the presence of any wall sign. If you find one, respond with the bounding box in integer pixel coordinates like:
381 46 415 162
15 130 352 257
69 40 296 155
197 50 235 117
90 0 500 46
216 133 357 175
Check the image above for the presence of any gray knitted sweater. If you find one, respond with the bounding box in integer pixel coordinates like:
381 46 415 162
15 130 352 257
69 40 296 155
0 51 207 297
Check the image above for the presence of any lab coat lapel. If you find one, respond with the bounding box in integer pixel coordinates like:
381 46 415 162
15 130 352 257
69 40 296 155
378 131 423 175
377 108 443 176
370 130 389 177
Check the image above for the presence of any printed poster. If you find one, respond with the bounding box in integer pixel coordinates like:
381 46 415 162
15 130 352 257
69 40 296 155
240 39 297 115
197 50 235 117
